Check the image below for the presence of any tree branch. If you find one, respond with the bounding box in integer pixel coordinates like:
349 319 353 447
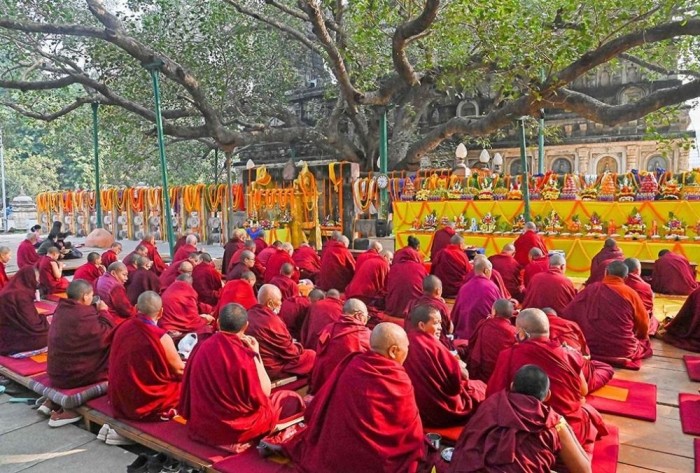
620 52 700 79
0 75 79 91
0 97 91 121
392 0 440 86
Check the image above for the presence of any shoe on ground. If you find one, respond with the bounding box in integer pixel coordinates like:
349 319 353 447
48 409 82 427
97 423 111 441
36 397 53 416
158 459 182 473
146 452 173 473
127 453 150 473
106 428 134 446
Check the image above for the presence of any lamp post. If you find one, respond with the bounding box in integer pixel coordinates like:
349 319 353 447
537 108 545 174
91 102 103 228
378 110 389 219
0 128 6 232
518 117 532 222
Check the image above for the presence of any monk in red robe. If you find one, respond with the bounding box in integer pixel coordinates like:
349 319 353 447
404 305 485 427
246 285 316 379
586 238 624 285
254 236 268 254
264 243 299 284
38 247 70 295
269 263 300 300
173 233 188 256
452 258 501 340
0 266 49 355
467 299 517 382
451 365 592 473
231 240 265 281
191 253 222 306
0 246 10 289
285 323 424 473
300 289 344 350
17 232 40 269
652 249 699 295
522 254 577 314
100 242 122 269
489 243 524 302
663 286 700 352
464 256 512 300
160 253 200 289
96 262 137 324
431 234 472 297
317 235 356 292
280 291 318 341
109 291 184 420
430 222 456 261
345 250 392 308
214 272 258 317
122 245 148 277
562 261 652 369
513 222 548 267
172 234 199 263
258 240 282 268
227 250 256 280
523 248 550 287
385 244 428 316
355 241 383 271
624 257 657 335
221 229 246 275
292 243 321 281
310 298 371 393
487 309 607 455
126 256 162 305
405 275 455 347
73 252 105 288
159 274 214 335
180 303 304 448
138 234 167 275
393 236 424 263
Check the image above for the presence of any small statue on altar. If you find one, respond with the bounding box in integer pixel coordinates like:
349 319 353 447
622 208 647 239
470 218 479 233
412 217 422 230
598 172 616 201
506 183 523 200
455 213 468 230
617 176 636 202
584 212 604 237
607 220 618 236
543 210 564 235
541 175 561 200
422 210 438 230
479 213 498 233
660 178 681 200
566 215 582 236
651 220 660 239
637 172 658 201
560 174 579 200
511 214 526 233
477 182 494 201
401 177 416 201
664 212 687 240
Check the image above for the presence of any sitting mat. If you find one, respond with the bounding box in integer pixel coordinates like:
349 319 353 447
0 355 47 376
212 449 292 473
684 355 700 382
591 425 620 473
27 373 107 409
679 393 700 436
587 378 657 422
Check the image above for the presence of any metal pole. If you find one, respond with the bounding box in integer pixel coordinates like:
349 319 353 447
214 148 219 186
518 118 532 223
379 110 389 219
144 61 175 256
225 150 233 240
537 109 545 175
0 128 6 232
91 102 103 228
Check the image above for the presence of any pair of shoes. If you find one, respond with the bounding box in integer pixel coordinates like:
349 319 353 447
97 423 111 441
48 409 82 427
127 454 150 473
147 453 180 473
106 428 134 446
36 397 52 416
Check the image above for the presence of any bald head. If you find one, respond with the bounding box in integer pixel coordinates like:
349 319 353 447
502 243 515 255
258 284 282 306
26 232 38 242
343 298 369 323
339 236 350 248
369 241 383 251
240 250 255 263
606 260 628 278
187 252 202 265
186 234 197 246
108 261 127 273
280 263 294 277
603 238 617 249
516 308 550 339
493 298 514 318
135 245 148 255
137 291 162 318
524 221 537 232
47 246 60 257
423 275 442 296
271 240 283 248
369 323 409 365
529 248 543 259
450 234 464 245
232 229 246 240
512 365 550 401
331 230 342 241
67 279 93 302
240 270 256 286
658 249 671 258
623 257 641 274
177 273 193 284
541 307 557 316
244 240 256 250
199 252 213 264
381 250 393 263
178 261 194 274
473 256 492 276
326 289 341 299
407 236 420 250
282 242 294 255
549 253 565 269
135 255 151 269
219 303 248 333
309 288 325 302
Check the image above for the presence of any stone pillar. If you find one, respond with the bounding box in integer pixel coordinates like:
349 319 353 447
679 145 690 172
577 147 591 175
626 145 640 171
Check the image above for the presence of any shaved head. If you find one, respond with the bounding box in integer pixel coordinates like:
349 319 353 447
524 221 537 231
423 275 442 295
604 238 618 249
326 289 341 299
370 323 410 365
281 263 294 276
502 243 515 254
658 249 671 258
409 304 439 328
473 256 492 275
369 241 382 251
47 246 60 256
493 299 514 318
199 252 213 263
240 250 255 262
343 298 369 322
244 240 256 250
331 230 342 241
67 279 93 301
135 245 148 255
186 234 197 245
549 253 565 268
187 252 202 265
177 273 193 284
529 248 544 259
512 365 550 401
381 250 393 263
240 270 256 285
541 307 557 316
272 240 284 248
606 260 628 278
516 308 550 338
135 256 151 269
87 252 101 263
309 289 325 302
108 261 127 273
623 257 641 274
407 236 420 250
219 303 248 333
339 236 350 248
282 242 294 254
178 261 194 274
137 291 163 317
258 284 282 305
26 232 37 242
450 234 464 245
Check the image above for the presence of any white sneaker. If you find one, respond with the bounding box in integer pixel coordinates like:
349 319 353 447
105 428 134 446
36 398 52 416
97 423 110 441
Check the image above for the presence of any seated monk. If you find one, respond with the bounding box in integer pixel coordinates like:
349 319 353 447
258 240 282 269
284 323 424 473
222 229 246 275
246 284 316 380
394 235 424 262
72 252 105 288
38 247 70 295
355 240 383 271
46 280 114 426
522 254 577 315
487 309 607 455
253 235 268 254
344 250 393 308
523 248 549 287
310 298 371 393
0 266 49 356
17 232 40 269
126 256 161 305
159 274 215 336
317 234 355 292
652 249 699 295
586 238 624 285
300 289 344 350
227 250 256 281
215 271 258 316
160 253 201 289
467 299 517 382
385 240 428 317
406 275 454 349
96 262 137 324
172 234 199 263
122 244 149 277
264 243 299 284
270 263 300 300
489 243 524 302
109 291 184 420
180 303 305 448
624 257 657 335
430 221 456 262
0 246 10 288
404 305 486 427
451 365 592 473
292 242 321 281
452 258 501 340
513 221 548 267
231 239 265 281
431 234 472 298
281 289 323 341
562 261 652 369
464 255 512 300
100 242 122 269
191 252 222 306
663 286 700 352
138 233 167 275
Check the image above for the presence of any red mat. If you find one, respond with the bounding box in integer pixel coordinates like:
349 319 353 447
591 425 620 473
684 356 700 382
679 393 700 435
0 355 47 376
587 378 657 422
695 438 700 473
212 450 292 473
35 300 58 316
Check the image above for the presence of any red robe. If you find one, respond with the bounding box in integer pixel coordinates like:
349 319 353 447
214 280 258 317
486 338 607 454
467 316 517 383
100 249 118 269
191 262 222 306
664 287 700 352
0 266 49 355
0 262 7 289
159 261 185 289
257 246 276 268
431 244 472 298
652 252 699 295
126 268 162 305
522 256 549 287
310 316 370 393
625 272 657 335
385 249 428 316
109 316 181 420
172 243 198 264
47 299 114 388
139 239 167 275
292 246 321 281
269 275 299 300
449 391 561 472
228 249 265 281
300 297 344 350
513 231 548 267
430 226 456 261
246 304 316 379
280 296 312 341
96 273 137 323
404 331 480 427
173 235 187 256
159 281 208 334
452 275 501 340
586 246 624 285
221 237 245 277
344 256 390 307
522 268 577 315
464 268 511 299
38 256 69 294
406 294 453 348
562 275 652 369
285 351 424 473
226 262 249 281
264 248 299 284
73 262 104 288
317 241 356 292
17 238 40 269
355 248 381 271
254 237 268 254
488 253 524 302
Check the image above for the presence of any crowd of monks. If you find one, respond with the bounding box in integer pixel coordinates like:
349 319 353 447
2 223 700 472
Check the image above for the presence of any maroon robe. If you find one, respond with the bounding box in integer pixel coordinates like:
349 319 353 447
467 316 517 383
229 248 265 280
285 351 424 473
292 245 321 281
269 275 299 300
159 280 208 334
523 256 549 287
254 237 268 254
626 272 657 335
17 238 40 269
264 249 299 284
317 240 356 292
452 275 501 340
38 255 69 294
0 262 7 289
191 262 222 306
488 253 524 302
47 299 114 388
139 239 167 275
464 268 511 299
226 262 249 281
431 244 472 298
355 248 381 271
126 268 162 305
405 294 453 348
172 243 197 264
109 316 181 420
73 262 104 288
385 249 428 316
222 237 245 277
173 235 187 256
300 297 344 350
652 252 699 295
246 304 316 379
0 266 49 355
513 231 548 267
96 272 137 324
257 246 276 268
280 296 312 341
100 249 118 268
344 256 390 307
430 226 456 261
159 261 185 289
214 280 257 317
586 246 624 285
664 286 700 352
522 268 577 315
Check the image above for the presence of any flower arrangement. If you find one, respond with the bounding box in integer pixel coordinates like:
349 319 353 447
584 212 604 237
479 212 499 233
664 212 687 239
622 208 647 239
